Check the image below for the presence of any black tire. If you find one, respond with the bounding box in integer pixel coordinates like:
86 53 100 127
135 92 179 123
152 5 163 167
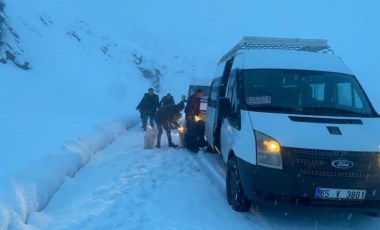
226 156 251 212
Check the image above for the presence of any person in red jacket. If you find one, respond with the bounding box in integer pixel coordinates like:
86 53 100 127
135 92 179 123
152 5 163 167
184 89 203 128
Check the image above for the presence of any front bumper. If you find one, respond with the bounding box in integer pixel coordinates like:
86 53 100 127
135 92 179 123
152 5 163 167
237 147 380 211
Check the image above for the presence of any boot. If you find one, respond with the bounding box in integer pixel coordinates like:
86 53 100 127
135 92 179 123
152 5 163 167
169 142 178 148
167 135 178 148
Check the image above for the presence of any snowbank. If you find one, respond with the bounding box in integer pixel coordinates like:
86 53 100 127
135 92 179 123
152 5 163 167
0 116 138 229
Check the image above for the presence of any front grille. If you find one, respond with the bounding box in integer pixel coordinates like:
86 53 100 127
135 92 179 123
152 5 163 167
297 158 375 168
283 147 380 179
298 158 329 166
291 148 378 158
300 169 377 179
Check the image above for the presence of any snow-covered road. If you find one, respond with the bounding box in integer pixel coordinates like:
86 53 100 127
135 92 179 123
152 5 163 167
28 126 380 229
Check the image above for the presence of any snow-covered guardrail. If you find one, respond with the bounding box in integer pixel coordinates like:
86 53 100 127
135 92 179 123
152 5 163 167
0 115 139 229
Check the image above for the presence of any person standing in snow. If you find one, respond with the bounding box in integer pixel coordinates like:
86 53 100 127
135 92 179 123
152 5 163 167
136 88 159 131
184 120 208 153
184 88 203 128
159 93 175 108
155 101 185 148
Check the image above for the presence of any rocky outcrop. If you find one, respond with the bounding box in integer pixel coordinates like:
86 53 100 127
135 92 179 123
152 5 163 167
0 1 4 45
133 52 162 93
0 1 30 70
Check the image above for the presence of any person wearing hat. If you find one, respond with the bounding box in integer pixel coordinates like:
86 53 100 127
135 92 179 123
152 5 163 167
155 101 185 148
136 88 159 130
184 88 203 128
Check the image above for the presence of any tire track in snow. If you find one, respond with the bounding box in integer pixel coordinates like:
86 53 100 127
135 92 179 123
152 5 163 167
29 125 380 230
85 130 220 230
31 126 244 229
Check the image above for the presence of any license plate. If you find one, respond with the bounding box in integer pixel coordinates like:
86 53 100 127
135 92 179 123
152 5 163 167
315 187 366 200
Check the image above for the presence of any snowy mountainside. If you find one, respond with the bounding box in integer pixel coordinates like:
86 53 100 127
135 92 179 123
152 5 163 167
0 0 213 173
0 1 214 226
0 1 216 227
0 0 28 69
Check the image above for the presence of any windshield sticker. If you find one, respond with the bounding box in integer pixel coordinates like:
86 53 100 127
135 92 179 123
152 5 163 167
246 96 271 105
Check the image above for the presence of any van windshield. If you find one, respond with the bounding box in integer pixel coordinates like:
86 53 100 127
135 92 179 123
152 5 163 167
242 69 377 117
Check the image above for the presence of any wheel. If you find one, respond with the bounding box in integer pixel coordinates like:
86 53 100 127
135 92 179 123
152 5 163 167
226 156 251 212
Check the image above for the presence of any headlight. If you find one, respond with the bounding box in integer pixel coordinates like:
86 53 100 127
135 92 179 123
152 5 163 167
255 131 283 169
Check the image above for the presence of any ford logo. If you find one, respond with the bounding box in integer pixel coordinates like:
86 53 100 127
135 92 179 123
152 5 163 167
331 159 354 169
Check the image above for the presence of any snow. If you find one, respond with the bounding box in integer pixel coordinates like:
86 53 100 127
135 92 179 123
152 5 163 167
232 50 353 75
1 0 380 229
27 127 241 229
26 129 380 229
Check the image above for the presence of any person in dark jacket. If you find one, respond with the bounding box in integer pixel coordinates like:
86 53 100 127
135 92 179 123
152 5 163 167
184 120 207 153
184 89 203 128
159 93 175 108
155 101 185 148
136 88 159 130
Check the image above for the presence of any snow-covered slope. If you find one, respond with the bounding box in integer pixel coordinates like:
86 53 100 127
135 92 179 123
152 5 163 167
0 0 220 227
0 0 215 174
1 0 380 228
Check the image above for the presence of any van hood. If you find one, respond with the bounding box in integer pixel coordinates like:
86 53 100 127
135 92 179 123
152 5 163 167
248 111 380 152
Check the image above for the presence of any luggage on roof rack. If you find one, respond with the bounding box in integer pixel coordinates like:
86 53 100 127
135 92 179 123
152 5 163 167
219 36 333 63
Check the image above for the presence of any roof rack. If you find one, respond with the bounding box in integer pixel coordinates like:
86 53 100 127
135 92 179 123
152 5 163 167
219 36 333 63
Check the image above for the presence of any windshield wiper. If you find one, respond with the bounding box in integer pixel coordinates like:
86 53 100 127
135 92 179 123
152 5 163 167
301 106 368 117
251 105 304 114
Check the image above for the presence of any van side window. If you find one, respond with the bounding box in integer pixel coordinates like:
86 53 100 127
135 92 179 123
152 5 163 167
208 80 220 108
226 77 235 100
226 77 241 129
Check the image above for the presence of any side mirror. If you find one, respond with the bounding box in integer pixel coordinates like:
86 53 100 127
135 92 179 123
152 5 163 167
218 97 231 119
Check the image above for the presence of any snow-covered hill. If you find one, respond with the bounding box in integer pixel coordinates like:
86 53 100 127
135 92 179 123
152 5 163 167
0 1 221 227
1 0 380 228
0 0 216 174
